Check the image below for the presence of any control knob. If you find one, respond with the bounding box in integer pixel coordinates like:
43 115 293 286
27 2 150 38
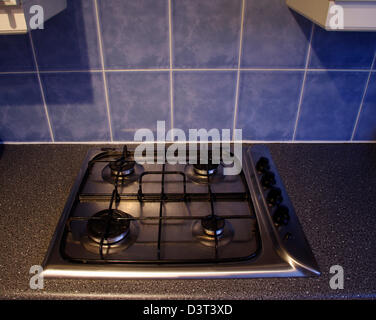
256 157 270 173
273 206 290 227
261 171 276 188
266 187 283 207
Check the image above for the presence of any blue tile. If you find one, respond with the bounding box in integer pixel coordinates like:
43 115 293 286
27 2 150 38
173 0 241 68
236 71 303 140
99 0 169 69
0 74 51 142
173 71 236 139
106 72 170 141
296 71 368 141
40 73 110 142
354 72 376 141
0 34 35 72
309 27 376 70
241 0 312 68
31 0 101 71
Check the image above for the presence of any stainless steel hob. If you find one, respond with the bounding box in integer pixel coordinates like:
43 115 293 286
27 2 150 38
42 144 320 279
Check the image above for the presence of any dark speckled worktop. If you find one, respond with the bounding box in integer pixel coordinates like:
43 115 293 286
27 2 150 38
0 143 375 299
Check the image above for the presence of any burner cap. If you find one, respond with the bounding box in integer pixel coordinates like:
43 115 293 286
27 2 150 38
201 215 225 237
193 163 219 176
109 159 136 177
87 209 132 245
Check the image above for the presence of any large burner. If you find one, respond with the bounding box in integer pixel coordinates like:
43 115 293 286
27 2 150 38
201 215 225 237
87 209 133 245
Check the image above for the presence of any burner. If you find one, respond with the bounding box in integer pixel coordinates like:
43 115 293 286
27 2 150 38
102 161 144 185
193 163 219 176
109 159 136 178
201 215 225 237
87 209 133 245
184 163 225 185
192 217 234 248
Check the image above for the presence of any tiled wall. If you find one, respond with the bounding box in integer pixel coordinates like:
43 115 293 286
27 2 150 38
1 0 376 143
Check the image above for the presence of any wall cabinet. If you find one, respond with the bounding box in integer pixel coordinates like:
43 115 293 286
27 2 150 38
286 0 376 31
0 0 66 34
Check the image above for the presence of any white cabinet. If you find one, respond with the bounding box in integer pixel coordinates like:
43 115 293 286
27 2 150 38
0 1 26 34
0 0 66 35
286 0 376 31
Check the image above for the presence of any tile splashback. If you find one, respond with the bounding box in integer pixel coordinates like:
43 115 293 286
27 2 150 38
0 0 375 143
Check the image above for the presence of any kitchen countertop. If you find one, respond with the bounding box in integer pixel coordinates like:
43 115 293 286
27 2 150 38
0 143 375 300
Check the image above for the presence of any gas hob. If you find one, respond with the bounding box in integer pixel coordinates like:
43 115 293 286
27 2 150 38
42 144 320 279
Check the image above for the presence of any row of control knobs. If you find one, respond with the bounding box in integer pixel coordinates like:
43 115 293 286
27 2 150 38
256 157 290 227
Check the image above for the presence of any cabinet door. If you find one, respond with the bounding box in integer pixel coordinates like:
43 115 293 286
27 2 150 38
0 0 67 35
0 2 27 34
287 0 376 31
1 1 19 5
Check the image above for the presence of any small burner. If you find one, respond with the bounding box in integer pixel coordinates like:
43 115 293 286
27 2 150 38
201 215 225 237
87 209 133 245
192 217 233 247
193 163 219 176
109 159 136 178
185 163 225 185
102 161 144 185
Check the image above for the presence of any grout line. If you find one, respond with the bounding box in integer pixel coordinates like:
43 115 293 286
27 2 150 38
306 68 370 73
0 68 371 75
94 0 113 142
168 0 174 139
351 53 376 141
232 0 246 142
241 68 304 72
173 68 237 72
0 71 38 75
28 31 55 143
105 69 169 72
39 69 102 73
292 23 315 141
2 140 376 145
